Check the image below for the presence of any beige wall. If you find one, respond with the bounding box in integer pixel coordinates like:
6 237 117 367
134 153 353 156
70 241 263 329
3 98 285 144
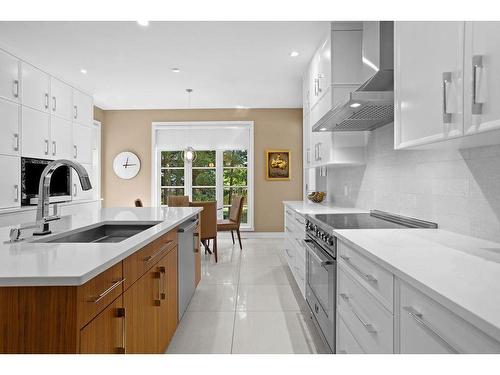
101 108 302 232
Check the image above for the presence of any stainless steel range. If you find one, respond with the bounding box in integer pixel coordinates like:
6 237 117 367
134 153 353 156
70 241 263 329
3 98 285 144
304 210 437 353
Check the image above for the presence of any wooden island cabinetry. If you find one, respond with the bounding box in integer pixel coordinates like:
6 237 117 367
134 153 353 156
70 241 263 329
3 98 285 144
0 227 180 354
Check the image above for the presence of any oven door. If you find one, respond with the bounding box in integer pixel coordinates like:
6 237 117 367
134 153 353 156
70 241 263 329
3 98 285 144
304 237 335 351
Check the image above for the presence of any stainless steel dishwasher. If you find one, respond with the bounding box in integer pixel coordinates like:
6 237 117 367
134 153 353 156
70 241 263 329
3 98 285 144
177 218 199 319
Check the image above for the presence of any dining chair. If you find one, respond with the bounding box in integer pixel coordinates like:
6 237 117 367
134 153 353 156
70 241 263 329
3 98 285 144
217 195 244 250
134 199 143 207
190 201 218 263
167 195 190 207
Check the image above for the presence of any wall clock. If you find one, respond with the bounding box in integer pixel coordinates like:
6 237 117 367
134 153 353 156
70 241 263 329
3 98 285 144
113 151 141 179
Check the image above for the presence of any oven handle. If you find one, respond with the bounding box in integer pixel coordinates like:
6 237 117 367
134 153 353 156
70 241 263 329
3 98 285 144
303 239 334 268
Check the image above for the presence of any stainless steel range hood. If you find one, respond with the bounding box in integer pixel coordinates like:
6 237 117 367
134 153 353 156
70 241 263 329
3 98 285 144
313 21 394 132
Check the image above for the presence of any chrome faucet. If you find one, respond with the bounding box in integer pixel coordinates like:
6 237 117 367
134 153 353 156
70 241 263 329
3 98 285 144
9 159 92 241
32 159 92 235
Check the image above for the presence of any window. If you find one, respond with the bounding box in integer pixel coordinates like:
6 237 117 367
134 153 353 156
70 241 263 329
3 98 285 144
160 151 185 205
192 151 216 201
222 150 248 224
153 121 253 230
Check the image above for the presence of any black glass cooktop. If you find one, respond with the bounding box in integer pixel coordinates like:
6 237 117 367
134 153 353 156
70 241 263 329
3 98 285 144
311 213 412 230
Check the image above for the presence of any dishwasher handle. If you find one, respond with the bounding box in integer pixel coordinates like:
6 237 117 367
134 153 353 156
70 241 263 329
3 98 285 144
178 220 199 233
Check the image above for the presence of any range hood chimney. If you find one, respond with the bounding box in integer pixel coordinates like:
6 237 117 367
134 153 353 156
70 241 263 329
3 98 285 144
312 21 394 132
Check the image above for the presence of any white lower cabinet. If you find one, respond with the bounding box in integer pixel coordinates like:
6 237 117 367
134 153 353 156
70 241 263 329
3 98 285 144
283 206 307 298
0 98 20 156
337 315 365 354
21 106 51 159
398 280 500 354
337 263 393 353
73 123 92 164
0 155 20 209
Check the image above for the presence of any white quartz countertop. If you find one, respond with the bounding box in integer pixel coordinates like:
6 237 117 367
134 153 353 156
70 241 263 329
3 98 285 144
334 228 500 343
283 200 368 215
0 207 201 286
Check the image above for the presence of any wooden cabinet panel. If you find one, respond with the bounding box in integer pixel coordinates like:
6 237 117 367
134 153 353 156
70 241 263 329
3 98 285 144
77 262 123 328
80 297 125 354
123 229 177 290
158 246 178 352
123 265 161 354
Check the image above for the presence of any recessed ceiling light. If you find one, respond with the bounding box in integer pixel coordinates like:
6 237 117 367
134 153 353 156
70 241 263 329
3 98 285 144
171 68 181 73
137 20 149 27
80 68 87 74
350 102 361 108
290 51 299 57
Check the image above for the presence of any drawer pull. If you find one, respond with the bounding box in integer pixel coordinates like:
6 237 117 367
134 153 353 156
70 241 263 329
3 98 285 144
285 248 294 258
340 293 377 334
159 266 166 300
154 271 162 306
88 278 125 303
285 226 292 232
340 255 378 283
143 240 173 262
403 306 459 354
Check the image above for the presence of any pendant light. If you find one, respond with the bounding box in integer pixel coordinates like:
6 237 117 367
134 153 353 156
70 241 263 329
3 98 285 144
183 89 197 163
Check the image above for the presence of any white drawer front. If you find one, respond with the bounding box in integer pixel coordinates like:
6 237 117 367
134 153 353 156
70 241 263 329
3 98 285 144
338 264 393 353
337 315 365 354
338 241 394 312
399 281 500 354
283 237 296 269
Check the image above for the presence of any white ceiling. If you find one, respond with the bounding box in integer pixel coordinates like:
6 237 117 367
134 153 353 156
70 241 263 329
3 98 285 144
0 21 329 110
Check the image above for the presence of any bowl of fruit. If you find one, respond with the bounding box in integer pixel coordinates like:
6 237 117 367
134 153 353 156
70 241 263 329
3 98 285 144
307 191 326 203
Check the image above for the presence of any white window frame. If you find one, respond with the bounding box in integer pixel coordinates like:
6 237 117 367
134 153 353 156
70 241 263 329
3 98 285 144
151 121 254 231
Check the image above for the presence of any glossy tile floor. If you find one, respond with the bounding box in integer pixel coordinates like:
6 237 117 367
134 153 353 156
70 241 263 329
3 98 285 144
167 237 326 354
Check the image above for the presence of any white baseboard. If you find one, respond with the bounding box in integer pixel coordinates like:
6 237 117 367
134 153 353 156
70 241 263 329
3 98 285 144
217 231 284 239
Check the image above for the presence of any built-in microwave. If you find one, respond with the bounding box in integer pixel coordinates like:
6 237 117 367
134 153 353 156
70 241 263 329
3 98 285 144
21 157 72 206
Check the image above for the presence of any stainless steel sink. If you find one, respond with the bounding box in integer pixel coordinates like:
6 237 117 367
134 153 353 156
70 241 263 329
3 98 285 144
33 221 161 244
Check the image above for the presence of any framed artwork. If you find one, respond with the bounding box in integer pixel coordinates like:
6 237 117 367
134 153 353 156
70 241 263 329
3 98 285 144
265 150 290 181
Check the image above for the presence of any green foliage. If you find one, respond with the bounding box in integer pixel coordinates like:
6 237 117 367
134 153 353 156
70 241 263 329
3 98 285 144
223 150 247 167
192 188 216 201
193 151 216 167
161 169 184 186
192 169 216 186
161 151 184 167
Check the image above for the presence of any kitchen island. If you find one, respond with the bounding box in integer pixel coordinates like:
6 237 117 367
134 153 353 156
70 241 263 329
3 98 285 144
0 207 202 354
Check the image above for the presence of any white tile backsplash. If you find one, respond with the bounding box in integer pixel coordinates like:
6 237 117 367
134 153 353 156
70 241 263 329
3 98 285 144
325 123 500 242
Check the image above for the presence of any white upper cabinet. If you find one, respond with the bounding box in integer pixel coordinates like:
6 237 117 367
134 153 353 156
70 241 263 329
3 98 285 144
51 117 73 159
0 99 20 156
73 123 92 164
21 63 50 113
464 22 500 135
21 106 50 160
73 89 93 126
0 49 20 103
395 22 465 149
0 155 20 209
50 77 73 120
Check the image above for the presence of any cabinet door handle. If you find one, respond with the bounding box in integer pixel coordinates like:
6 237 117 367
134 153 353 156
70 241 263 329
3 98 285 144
115 307 126 354
442 72 452 124
13 185 19 202
52 96 57 112
317 143 322 161
88 278 125 304
340 293 377 334
44 139 49 155
193 232 199 253
73 183 77 197
52 141 56 156
154 270 162 306
403 306 459 353
339 255 378 283
159 266 166 300
12 79 19 98
73 144 78 159
44 93 49 109
472 55 484 115
306 148 310 164
13 133 19 151
74 105 78 119
317 74 323 94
